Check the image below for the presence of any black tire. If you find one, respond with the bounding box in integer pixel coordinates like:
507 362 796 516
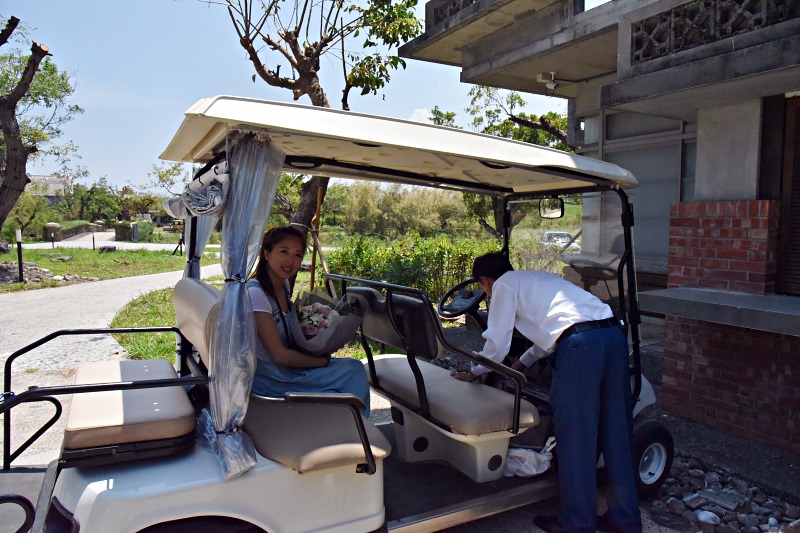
138 516 266 532
632 419 673 497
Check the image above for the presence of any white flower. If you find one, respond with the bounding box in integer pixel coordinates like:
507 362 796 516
297 302 339 338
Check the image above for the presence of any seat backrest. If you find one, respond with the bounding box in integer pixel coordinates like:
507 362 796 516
346 286 441 360
173 278 220 368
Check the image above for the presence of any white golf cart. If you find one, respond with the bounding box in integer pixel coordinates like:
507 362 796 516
1 96 672 532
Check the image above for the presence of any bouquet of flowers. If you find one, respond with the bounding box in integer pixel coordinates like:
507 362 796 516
297 301 338 339
287 290 362 356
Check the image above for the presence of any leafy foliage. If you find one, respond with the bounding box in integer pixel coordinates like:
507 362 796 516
0 53 83 159
324 233 498 301
3 184 52 238
147 161 189 196
341 182 472 239
432 86 572 238
0 15 84 232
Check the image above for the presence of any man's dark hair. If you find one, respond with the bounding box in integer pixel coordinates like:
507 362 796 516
472 252 514 281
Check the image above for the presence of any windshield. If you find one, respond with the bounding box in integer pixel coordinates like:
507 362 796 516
508 191 626 304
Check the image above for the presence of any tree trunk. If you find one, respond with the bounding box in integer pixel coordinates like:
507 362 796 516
290 176 330 237
0 104 32 232
0 39 50 233
492 198 506 236
289 74 329 236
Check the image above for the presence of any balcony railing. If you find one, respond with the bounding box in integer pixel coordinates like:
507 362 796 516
431 0 479 27
632 0 800 64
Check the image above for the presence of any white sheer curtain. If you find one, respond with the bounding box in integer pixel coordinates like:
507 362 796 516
206 130 284 479
183 216 217 278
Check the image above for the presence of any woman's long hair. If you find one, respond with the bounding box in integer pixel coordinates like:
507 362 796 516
251 226 307 305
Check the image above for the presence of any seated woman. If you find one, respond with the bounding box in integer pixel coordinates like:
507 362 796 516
247 225 370 415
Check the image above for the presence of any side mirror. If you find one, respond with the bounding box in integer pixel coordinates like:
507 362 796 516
540 198 564 219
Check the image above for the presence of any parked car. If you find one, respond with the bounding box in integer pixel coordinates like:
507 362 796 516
541 230 581 253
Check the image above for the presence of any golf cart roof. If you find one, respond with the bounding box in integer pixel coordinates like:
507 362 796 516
160 96 637 195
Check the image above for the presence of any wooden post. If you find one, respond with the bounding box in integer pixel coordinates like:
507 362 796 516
15 229 23 283
309 187 324 291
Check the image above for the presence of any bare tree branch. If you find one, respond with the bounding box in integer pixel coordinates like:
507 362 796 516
5 41 50 106
508 114 568 146
0 16 20 47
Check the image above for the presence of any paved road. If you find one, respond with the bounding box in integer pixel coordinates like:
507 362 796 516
0 263 224 465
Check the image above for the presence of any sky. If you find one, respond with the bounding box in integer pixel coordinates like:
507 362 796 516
4 0 568 189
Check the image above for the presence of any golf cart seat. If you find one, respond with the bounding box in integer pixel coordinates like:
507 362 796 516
62 359 196 468
173 277 390 475
244 394 391 474
59 280 216 468
344 280 539 483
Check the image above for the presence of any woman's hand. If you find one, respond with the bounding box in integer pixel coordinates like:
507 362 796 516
450 370 483 383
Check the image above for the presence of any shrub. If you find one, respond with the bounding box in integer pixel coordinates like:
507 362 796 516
323 233 498 301
137 221 154 242
508 231 565 275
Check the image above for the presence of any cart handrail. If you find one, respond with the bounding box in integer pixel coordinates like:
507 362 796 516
325 273 527 434
2 376 208 470
2 326 186 471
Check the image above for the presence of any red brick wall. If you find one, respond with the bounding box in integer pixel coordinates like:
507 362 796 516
668 200 779 293
661 316 800 455
662 199 800 455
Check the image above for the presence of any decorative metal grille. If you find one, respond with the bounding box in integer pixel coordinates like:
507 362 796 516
632 0 799 64
432 0 479 26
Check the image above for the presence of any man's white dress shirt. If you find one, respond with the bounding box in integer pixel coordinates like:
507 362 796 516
472 270 615 377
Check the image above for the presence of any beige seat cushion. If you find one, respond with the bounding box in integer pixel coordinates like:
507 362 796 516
64 360 196 450
173 277 220 368
372 354 539 436
244 395 392 473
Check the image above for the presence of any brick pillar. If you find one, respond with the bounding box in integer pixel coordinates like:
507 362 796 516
661 199 800 455
668 200 779 293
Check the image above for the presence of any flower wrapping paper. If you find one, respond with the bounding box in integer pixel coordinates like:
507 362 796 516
287 290 362 356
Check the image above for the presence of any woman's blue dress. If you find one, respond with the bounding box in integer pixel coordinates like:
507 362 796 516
247 280 370 415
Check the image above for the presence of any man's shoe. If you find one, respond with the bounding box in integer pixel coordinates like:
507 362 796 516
533 514 570 533
596 513 624 533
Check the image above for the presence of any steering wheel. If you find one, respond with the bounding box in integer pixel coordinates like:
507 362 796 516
437 279 486 319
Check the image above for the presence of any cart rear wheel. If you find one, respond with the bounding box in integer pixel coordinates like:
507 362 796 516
632 419 673 497
138 516 266 532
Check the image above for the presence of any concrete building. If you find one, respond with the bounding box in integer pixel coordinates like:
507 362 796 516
28 174 70 206
400 0 800 454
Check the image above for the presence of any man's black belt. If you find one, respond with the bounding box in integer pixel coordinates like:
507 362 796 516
558 317 619 343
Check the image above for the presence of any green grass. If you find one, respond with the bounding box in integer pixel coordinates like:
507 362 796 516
111 271 378 362
110 287 184 363
1 247 217 294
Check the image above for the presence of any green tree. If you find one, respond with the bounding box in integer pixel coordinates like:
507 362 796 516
63 177 121 223
214 0 421 236
429 106 460 129
0 15 83 233
147 161 190 196
4 184 52 239
341 182 474 239
320 182 349 226
435 86 571 238
466 86 569 150
343 182 383 236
